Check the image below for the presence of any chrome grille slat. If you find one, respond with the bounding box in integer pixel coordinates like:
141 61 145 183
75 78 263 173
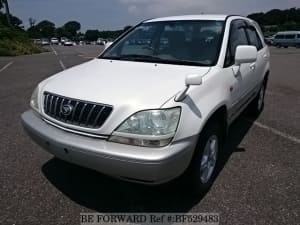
44 94 49 113
49 96 54 115
71 102 79 121
43 92 112 129
78 103 87 123
85 105 96 126
54 96 59 117
59 98 65 116
93 106 105 127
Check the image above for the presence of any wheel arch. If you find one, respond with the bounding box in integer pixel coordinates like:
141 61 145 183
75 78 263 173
264 70 270 83
199 104 228 145
185 104 228 184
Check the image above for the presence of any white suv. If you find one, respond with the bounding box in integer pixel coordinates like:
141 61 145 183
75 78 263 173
21 15 270 193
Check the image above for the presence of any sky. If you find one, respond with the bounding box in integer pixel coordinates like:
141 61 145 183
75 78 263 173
7 0 300 31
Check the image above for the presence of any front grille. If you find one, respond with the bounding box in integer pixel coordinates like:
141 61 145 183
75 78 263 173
43 92 113 129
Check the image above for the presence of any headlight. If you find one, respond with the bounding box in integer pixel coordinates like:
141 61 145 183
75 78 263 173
30 86 39 112
109 107 181 147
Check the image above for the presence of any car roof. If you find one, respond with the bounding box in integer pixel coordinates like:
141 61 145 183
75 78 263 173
145 14 230 23
276 31 300 35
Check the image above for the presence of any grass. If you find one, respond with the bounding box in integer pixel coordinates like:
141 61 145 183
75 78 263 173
0 23 46 56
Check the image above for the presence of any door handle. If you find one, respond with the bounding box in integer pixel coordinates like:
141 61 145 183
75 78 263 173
250 63 256 70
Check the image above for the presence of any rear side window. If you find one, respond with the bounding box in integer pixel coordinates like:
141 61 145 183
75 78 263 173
275 35 284 39
285 34 296 39
297 34 300 39
225 20 248 67
246 26 263 50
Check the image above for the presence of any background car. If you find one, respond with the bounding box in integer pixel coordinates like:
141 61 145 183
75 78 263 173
50 37 59 45
264 35 275 45
60 37 67 45
96 38 106 45
63 39 73 46
273 31 300 48
32 39 42 45
41 38 50 46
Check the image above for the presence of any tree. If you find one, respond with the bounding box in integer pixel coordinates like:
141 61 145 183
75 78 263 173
98 30 123 39
0 0 23 28
63 21 81 39
55 27 65 38
248 8 300 33
248 8 300 26
35 20 55 38
1 0 11 25
0 12 23 28
123 25 132 32
10 15 22 28
76 31 84 41
84 30 99 41
27 26 40 38
29 17 36 27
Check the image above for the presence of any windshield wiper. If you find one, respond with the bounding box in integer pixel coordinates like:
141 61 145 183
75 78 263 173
119 54 162 61
165 59 209 66
101 55 209 66
120 55 210 66
101 54 161 62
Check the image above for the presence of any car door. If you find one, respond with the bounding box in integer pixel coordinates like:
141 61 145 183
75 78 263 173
224 20 256 121
245 23 267 91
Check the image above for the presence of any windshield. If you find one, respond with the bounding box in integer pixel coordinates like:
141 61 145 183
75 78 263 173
100 20 225 66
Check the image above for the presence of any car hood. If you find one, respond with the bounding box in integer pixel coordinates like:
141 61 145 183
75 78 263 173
42 59 210 109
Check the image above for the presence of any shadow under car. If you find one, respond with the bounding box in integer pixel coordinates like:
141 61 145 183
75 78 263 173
42 114 255 212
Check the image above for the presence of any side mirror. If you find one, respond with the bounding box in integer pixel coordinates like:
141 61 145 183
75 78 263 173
185 74 202 86
104 42 113 50
235 45 257 65
175 74 202 102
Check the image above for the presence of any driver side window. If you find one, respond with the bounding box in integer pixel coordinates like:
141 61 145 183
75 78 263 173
225 20 248 67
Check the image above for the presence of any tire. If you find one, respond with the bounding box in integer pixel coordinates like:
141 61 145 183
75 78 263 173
247 81 267 117
185 121 223 196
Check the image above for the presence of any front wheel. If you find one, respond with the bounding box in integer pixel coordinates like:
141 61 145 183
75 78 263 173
185 121 223 196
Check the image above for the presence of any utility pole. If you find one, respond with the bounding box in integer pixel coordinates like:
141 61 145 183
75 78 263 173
2 0 11 26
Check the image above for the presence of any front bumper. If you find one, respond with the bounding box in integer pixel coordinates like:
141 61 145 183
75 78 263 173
21 110 197 184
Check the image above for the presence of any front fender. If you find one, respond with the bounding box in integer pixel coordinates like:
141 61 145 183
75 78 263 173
162 69 231 142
